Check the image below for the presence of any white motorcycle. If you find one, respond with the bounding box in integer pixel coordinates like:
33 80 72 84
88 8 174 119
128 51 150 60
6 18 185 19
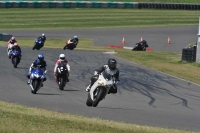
86 71 118 107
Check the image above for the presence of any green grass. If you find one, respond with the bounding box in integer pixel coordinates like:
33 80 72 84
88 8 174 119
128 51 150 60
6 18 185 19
0 9 199 30
0 101 197 133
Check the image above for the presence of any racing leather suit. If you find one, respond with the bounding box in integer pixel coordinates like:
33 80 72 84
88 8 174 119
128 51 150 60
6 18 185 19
87 65 119 94
54 59 70 82
63 38 79 50
7 39 17 56
27 59 47 84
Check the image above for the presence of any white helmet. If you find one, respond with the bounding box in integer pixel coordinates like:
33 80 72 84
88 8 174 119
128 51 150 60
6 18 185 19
11 36 15 40
74 35 78 39
59 54 65 61
42 33 45 37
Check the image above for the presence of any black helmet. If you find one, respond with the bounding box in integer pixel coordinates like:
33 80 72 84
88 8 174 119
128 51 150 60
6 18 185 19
142 39 146 44
108 59 117 70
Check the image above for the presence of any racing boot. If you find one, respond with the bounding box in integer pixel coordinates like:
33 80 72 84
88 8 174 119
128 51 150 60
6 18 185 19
27 79 30 85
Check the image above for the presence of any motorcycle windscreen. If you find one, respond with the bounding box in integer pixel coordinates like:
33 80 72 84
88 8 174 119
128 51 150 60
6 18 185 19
102 71 112 81
33 67 44 76
12 50 20 56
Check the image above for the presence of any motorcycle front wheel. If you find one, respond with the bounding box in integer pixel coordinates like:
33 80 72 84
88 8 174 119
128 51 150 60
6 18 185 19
32 43 37 50
13 57 18 68
32 80 41 94
86 93 93 107
92 88 105 107
58 77 65 90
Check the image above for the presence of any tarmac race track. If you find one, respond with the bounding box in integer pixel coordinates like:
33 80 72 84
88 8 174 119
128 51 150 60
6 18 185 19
1 26 200 132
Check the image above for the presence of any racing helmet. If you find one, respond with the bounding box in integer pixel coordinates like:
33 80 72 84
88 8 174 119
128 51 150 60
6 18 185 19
142 39 146 44
59 54 65 61
73 35 78 39
108 59 117 70
11 36 15 41
14 43 18 47
42 33 45 37
38 54 44 61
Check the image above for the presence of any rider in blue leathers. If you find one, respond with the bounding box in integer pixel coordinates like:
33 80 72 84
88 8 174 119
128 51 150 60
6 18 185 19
27 54 47 86
37 33 46 47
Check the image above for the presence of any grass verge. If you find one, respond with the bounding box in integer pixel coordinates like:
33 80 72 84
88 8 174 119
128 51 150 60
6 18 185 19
0 101 197 133
0 9 199 30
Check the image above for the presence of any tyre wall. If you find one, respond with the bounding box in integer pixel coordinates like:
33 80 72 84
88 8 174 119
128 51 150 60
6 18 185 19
182 45 197 62
0 1 199 10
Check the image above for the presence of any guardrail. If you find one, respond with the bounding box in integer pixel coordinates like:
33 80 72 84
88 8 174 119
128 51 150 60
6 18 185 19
138 3 200 10
0 1 138 8
0 33 12 41
0 1 199 10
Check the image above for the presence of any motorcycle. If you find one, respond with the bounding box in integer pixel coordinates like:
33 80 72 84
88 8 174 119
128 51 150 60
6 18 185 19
86 71 118 107
63 40 77 50
11 50 21 68
33 38 44 50
132 43 148 51
29 67 46 94
56 64 68 90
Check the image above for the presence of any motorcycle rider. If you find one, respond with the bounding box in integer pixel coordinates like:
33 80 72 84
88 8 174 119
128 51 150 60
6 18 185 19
7 36 17 56
86 59 120 94
37 33 46 47
54 54 70 82
9 43 22 60
8 36 17 45
132 39 148 51
63 35 79 50
27 54 47 86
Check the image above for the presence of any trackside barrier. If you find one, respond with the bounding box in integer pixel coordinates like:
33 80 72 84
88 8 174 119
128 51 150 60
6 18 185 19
182 45 197 62
138 3 200 10
0 33 12 41
0 1 139 8
0 1 199 9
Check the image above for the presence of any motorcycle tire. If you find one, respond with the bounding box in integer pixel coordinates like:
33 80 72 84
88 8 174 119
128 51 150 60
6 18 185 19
32 80 40 94
93 88 104 107
63 46 66 50
59 77 64 90
86 93 93 107
33 44 36 50
13 57 18 68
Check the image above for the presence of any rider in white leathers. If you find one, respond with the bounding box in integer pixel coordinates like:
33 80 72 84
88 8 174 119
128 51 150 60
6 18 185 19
7 36 17 57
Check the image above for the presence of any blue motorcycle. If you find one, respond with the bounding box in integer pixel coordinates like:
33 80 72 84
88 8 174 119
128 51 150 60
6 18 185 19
11 50 21 68
33 38 44 50
29 67 46 94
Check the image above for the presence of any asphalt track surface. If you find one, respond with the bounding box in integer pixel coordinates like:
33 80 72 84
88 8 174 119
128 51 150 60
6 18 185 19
1 26 200 132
